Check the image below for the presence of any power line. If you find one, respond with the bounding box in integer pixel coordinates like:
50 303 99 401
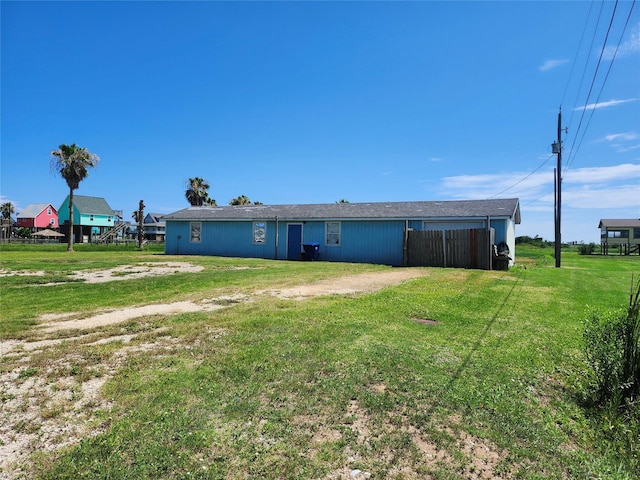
486 154 555 199
565 0 607 137
564 0 620 174
564 0 636 174
560 0 597 109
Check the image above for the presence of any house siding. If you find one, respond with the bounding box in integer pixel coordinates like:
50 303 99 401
58 195 116 243
16 204 58 229
167 221 277 259
164 199 520 266
320 221 404 265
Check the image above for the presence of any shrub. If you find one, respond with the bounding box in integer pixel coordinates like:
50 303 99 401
583 278 640 407
16 227 32 238
577 243 596 255
583 279 640 471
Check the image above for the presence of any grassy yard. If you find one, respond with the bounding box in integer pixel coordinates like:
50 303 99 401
0 243 638 479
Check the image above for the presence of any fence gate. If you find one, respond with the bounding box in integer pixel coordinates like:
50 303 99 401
406 228 494 269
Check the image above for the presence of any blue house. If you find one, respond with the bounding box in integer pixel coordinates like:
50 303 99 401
163 198 521 267
164 198 521 266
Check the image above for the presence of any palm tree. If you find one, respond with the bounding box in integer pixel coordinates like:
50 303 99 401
50 144 99 251
1 202 14 219
185 177 215 206
229 195 252 206
1 202 15 240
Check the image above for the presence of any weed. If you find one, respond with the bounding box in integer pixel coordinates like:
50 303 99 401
17 367 38 379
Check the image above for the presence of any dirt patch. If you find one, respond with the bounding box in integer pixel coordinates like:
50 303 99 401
412 318 441 325
1 267 428 478
266 269 426 299
0 270 45 278
33 269 426 335
38 300 228 334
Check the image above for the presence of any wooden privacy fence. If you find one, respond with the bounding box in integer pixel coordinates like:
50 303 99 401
405 228 495 269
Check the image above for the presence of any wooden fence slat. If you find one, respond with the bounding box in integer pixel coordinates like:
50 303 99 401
406 228 494 269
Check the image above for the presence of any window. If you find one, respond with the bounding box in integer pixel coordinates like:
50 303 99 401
190 222 201 243
253 222 266 244
325 222 341 246
89 215 94 221
634 228 640 239
607 230 629 238
47 208 52 215
50 218 55 225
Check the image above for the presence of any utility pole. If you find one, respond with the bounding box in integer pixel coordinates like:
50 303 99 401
552 108 564 268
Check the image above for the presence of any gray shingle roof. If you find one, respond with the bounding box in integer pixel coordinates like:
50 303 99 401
164 198 520 223
144 213 166 225
17 203 53 218
71 195 115 216
598 219 640 228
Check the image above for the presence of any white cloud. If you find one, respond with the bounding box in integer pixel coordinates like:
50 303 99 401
602 132 639 143
602 22 640 60
439 164 640 210
596 132 640 153
441 171 553 200
563 163 640 183
539 59 569 71
563 184 640 209
574 98 638 111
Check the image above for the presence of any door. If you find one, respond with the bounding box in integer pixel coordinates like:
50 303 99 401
287 224 302 260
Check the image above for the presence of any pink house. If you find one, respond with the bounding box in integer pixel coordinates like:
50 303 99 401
16 203 59 231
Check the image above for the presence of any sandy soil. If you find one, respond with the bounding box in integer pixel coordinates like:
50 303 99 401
0 263 426 479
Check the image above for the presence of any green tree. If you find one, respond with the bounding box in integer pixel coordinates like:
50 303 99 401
1 202 14 219
229 195 252 206
16 227 31 238
336 199 350 204
1 202 15 240
185 177 215 206
50 144 100 251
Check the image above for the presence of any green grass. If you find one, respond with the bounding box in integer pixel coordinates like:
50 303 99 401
1 243 639 478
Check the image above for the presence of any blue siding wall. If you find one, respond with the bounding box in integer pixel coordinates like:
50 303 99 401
287 220 404 265
490 219 506 243
166 220 277 259
165 217 512 265
326 221 404 265
166 219 405 264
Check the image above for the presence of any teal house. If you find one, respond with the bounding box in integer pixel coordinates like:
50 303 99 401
58 195 117 243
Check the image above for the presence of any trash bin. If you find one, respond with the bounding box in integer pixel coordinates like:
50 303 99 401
493 255 510 271
302 243 320 261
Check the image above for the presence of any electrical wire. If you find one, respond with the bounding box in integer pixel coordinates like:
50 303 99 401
565 0 607 139
486 154 555 199
484 0 635 201
563 0 620 174
564 0 636 174
560 0 596 109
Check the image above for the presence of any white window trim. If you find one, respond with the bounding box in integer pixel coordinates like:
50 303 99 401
190 222 202 243
325 221 341 246
253 221 267 245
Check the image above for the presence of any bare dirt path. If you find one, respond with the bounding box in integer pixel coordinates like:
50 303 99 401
0 265 427 479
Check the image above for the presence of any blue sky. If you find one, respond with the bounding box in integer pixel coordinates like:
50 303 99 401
1 1 639 243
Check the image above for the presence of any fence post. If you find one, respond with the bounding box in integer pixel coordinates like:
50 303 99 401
441 230 447 268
